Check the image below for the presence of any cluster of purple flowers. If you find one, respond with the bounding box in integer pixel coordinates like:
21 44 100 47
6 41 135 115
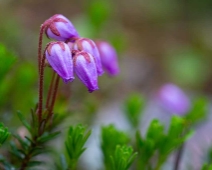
43 14 119 92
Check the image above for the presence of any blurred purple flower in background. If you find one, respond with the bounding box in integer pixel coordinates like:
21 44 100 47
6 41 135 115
72 38 104 76
157 83 191 115
44 14 79 41
96 41 119 76
45 42 74 83
73 51 99 92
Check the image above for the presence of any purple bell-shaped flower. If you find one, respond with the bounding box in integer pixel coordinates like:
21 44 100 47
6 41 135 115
157 83 191 115
45 42 74 83
44 14 79 41
96 41 119 76
73 51 99 92
72 38 104 76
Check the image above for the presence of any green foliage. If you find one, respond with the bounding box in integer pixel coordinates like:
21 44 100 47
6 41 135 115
165 47 210 87
109 145 137 170
17 111 31 132
65 124 91 169
202 164 212 170
86 0 111 30
0 43 17 109
0 62 37 115
101 125 130 169
202 144 212 170
124 94 145 128
185 98 208 125
0 109 63 169
136 116 192 170
0 43 16 83
10 63 37 112
37 131 60 143
0 123 10 147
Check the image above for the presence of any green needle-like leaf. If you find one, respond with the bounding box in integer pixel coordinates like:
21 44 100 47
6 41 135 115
0 123 10 147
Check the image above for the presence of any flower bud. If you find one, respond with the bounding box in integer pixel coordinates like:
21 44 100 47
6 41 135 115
45 42 74 83
96 41 119 76
157 83 190 115
72 38 104 76
73 51 99 92
44 14 79 41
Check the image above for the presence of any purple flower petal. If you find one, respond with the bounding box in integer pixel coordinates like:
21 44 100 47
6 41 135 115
45 42 74 83
45 14 79 41
73 51 99 92
72 38 104 76
96 41 119 76
157 83 191 115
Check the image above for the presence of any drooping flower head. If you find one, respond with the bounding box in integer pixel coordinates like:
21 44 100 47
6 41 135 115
72 38 104 76
73 51 99 92
45 42 74 83
95 41 119 76
157 83 190 115
44 14 79 41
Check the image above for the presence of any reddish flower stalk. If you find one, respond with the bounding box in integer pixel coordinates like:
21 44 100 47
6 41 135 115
38 25 45 74
46 71 56 108
47 74 60 120
38 53 46 123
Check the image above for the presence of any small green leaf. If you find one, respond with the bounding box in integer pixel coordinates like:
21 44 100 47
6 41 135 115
185 98 208 125
17 111 31 132
101 125 130 169
0 123 10 146
109 145 137 170
146 119 165 144
37 131 60 143
65 124 91 169
28 160 44 167
13 134 30 150
124 94 145 128
9 141 25 159
30 147 50 157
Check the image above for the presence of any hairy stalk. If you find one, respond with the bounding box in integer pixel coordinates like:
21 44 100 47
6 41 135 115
46 71 56 108
47 74 60 120
21 73 59 170
38 25 45 74
38 53 46 123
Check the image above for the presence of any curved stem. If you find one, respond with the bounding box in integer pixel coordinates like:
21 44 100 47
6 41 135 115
38 25 45 74
38 53 46 123
46 71 56 109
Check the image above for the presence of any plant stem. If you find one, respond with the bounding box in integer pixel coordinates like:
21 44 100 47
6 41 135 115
21 75 60 170
46 71 56 108
38 53 46 123
47 74 60 121
38 25 45 74
173 143 185 170
68 159 77 170
19 136 38 170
